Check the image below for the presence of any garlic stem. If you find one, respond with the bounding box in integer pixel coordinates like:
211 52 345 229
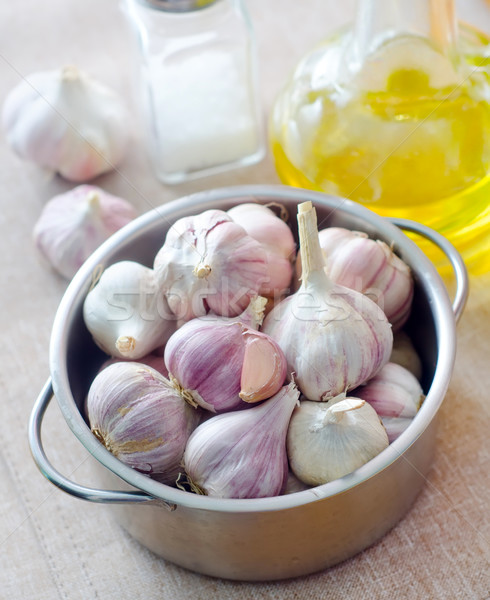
325 398 365 424
297 201 328 283
86 190 100 212
61 65 80 81
244 295 268 329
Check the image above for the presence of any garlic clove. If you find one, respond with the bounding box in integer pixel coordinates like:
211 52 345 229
83 260 177 360
287 397 389 486
263 201 393 401
87 362 201 485
33 185 137 279
183 382 300 498
154 209 268 322
239 331 287 403
2 66 130 181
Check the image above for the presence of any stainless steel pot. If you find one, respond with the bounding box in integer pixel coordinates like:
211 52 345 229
29 185 468 581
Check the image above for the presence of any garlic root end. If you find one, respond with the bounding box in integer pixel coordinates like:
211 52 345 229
326 398 365 424
115 335 136 356
193 263 212 279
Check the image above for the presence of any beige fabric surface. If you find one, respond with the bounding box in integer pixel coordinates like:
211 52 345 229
1 0 489 598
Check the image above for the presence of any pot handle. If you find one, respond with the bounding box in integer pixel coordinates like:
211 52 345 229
389 217 469 322
28 378 160 505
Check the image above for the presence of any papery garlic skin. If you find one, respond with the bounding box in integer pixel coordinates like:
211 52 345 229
183 383 300 499
390 330 423 381
87 362 200 484
296 227 414 331
33 185 137 279
187 294 268 331
227 203 296 298
164 318 287 412
2 66 129 181
98 352 169 379
83 260 176 360
263 202 393 401
353 362 424 442
153 209 268 322
287 398 389 486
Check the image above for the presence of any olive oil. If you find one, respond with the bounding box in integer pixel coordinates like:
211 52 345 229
270 20 490 273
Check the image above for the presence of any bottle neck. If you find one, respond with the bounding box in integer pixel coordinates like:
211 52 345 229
344 0 461 89
352 0 458 59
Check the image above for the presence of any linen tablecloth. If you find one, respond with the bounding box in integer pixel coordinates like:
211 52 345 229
1 1 489 598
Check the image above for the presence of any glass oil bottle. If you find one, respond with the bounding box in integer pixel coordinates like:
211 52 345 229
270 0 490 273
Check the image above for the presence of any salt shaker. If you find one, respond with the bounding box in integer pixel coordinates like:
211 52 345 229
123 0 265 184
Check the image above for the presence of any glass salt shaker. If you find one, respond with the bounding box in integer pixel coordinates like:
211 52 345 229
123 0 265 184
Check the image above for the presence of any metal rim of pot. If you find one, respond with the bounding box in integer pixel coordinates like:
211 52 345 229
29 184 469 513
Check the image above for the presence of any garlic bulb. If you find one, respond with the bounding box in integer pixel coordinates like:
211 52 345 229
87 362 200 484
33 185 137 279
287 397 389 485
164 316 287 412
227 203 295 298
153 209 268 322
296 227 413 331
183 383 300 498
390 330 423 381
2 66 129 181
98 352 169 379
83 260 176 360
353 362 424 442
262 201 393 401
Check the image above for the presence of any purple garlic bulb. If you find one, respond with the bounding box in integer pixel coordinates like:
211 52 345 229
164 317 287 413
87 362 200 485
183 382 300 498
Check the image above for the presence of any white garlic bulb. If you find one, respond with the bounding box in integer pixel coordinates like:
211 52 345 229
183 383 300 498
154 209 268 322
87 362 200 485
287 397 389 486
2 66 129 181
227 203 295 298
263 201 393 401
83 260 176 360
33 185 137 279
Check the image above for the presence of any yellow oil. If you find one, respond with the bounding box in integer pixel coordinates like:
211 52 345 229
271 36 490 274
